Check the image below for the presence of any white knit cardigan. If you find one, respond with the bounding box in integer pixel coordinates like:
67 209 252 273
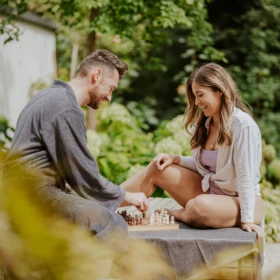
179 108 262 223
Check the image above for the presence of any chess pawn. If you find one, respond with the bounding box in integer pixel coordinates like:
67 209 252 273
166 218 169 225
156 214 160 224
149 214 155 225
171 216 175 224
155 212 158 224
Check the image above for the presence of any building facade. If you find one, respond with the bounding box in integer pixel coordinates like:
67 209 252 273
0 12 56 127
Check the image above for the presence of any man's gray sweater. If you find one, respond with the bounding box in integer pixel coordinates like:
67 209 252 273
6 80 125 210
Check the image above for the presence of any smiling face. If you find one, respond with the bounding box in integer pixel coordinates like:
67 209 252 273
88 68 119 109
191 81 222 120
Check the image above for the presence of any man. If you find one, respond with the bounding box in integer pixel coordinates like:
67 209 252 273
6 49 149 240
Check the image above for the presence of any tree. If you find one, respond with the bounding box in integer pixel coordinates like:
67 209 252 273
208 0 280 152
1 0 224 129
0 0 29 44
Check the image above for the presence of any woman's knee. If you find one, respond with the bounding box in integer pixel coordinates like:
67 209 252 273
146 161 162 178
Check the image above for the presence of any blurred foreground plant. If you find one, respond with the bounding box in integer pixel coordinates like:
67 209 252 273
0 151 173 280
0 117 14 152
187 245 269 280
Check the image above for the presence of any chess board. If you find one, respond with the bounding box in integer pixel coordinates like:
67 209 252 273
117 206 180 232
128 221 179 232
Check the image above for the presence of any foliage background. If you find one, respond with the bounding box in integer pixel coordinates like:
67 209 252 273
1 0 280 245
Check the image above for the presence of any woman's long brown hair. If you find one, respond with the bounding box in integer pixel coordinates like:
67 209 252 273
184 63 251 149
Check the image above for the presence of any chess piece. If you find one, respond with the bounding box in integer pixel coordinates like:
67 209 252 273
171 216 175 224
149 213 155 225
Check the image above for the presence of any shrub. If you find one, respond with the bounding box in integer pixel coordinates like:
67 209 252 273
262 144 277 163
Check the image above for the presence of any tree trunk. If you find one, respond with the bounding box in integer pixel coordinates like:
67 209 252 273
86 8 99 131
70 44 79 79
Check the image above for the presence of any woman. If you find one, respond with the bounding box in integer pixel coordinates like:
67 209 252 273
121 63 264 240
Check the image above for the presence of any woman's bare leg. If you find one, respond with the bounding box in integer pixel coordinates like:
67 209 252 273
121 161 264 237
120 162 205 207
169 194 264 228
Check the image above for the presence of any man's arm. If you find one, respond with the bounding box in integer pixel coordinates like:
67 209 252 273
42 109 126 210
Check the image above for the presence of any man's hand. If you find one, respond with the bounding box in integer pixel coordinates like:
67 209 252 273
241 222 264 241
121 192 149 212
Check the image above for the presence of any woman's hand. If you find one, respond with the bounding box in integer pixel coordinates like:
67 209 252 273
153 153 179 170
241 222 264 241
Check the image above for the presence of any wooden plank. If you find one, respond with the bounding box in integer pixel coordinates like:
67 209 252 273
147 197 169 213
167 199 183 210
157 198 178 209
147 197 182 212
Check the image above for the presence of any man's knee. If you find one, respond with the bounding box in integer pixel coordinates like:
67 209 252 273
72 203 127 237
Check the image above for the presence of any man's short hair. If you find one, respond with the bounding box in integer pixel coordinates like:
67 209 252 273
76 49 128 79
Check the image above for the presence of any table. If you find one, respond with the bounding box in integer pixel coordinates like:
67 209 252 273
118 198 263 280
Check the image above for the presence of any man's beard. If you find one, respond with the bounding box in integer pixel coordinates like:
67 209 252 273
88 88 102 109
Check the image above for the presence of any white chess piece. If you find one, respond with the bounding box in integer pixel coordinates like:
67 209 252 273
149 213 155 225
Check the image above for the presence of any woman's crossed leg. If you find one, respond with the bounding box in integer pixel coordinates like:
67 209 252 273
121 163 264 238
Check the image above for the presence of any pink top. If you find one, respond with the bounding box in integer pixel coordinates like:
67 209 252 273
200 148 229 195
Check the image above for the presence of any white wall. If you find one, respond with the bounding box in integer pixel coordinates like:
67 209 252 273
0 17 56 127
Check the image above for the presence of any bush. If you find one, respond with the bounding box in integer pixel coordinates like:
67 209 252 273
262 144 277 163
260 142 280 242
267 159 280 181
0 116 14 151
89 105 193 185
